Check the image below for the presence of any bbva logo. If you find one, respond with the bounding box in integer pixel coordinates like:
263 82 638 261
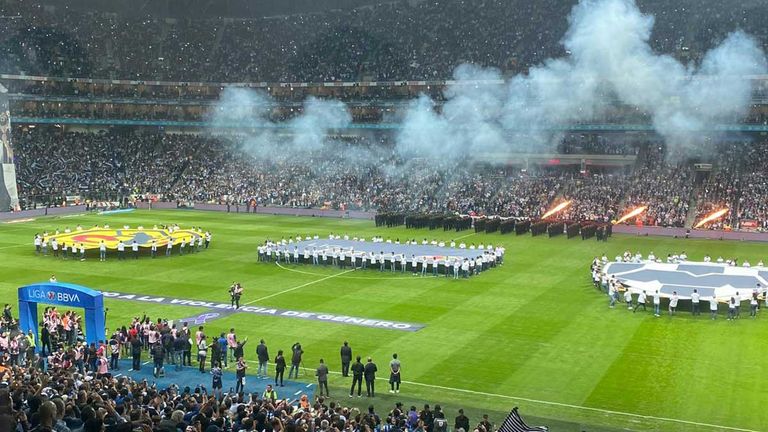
28 289 81 304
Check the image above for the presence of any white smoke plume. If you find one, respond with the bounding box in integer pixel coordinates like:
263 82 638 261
288 97 353 152
210 0 767 166
397 0 768 159
209 88 353 162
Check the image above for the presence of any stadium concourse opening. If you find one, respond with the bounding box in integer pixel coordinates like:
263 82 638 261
258 237 505 277
34 225 211 258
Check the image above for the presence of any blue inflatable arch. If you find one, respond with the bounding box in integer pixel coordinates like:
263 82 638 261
18 282 106 348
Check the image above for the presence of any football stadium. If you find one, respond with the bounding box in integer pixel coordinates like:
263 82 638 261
1 0 768 431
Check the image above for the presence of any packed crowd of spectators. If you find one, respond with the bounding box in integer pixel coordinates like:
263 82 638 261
561 173 628 224
11 128 601 219
736 144 768 230
12 127 768 229
621 145 695 227
691 144 741 229
1 304 498 432
10 96 768 126
2 0 767 83
691 141 768 231
13 130 196 204
557 134 641 156
369 165 562 219
11 101 208 122
13 127 756 229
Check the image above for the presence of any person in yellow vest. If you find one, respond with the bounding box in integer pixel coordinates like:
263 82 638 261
262 384 278 403
26 329 36 365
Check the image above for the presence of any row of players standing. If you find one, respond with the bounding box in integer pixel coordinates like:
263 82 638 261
257 238 505 277
33 228 211 259
604 250 767 267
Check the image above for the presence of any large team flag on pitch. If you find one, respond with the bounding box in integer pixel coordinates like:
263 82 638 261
498 407 548 432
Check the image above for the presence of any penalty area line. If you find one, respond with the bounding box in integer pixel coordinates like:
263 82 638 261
242 267 356 305
247 361 755 432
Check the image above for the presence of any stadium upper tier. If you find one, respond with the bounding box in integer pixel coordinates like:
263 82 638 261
1 0 767 82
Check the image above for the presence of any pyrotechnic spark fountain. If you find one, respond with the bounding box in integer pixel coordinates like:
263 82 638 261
541 201 571 219
613 206 647 225
694 208 729 228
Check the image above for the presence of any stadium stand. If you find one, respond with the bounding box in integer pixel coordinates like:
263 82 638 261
12 127 768 231
620 145 694 228
2 0 768 232
1 0 768 82
560 173 627 224
736 144 768 231
692 141 768 231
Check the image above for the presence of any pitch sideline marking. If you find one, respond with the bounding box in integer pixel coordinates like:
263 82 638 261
246 361 756 432
395 380 758 432
242 268 356 305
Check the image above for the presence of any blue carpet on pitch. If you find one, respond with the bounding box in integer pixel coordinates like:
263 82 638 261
114 359 315 400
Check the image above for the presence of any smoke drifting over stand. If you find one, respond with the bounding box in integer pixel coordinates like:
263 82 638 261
209 89 353 162
211 0 767 164
398 0 767 159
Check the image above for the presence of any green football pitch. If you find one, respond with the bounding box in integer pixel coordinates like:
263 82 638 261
1 209 766 432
